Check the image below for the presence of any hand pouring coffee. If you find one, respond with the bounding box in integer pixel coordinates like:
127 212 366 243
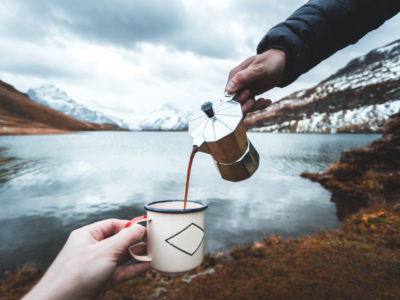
188 92 260 182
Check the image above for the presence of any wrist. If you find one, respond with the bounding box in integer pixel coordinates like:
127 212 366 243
257 48 286 88
266 48 286 86
23 265 82 300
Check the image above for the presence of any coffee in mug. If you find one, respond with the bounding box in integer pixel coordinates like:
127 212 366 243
126 200 208 274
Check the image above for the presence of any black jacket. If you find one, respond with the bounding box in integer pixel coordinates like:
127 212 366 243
257 0 400 87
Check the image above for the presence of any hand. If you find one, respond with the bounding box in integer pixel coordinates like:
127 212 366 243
23 219 150 300
225 48 286 115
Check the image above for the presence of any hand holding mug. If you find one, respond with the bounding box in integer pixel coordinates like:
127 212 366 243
23 219 150 300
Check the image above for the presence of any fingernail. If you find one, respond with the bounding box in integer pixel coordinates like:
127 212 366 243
225 81 235 92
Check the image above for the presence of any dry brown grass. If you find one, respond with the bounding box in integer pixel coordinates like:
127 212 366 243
2 204 399 300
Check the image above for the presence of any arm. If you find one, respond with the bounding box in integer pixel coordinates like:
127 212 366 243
257 0 400 86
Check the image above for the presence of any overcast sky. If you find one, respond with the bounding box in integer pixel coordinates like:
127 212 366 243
0 0 399 114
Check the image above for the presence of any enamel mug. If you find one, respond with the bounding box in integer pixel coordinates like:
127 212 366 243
127 200 208 274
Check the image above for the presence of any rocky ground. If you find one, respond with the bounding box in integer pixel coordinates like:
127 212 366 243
302 112 400 220
1 113 399 299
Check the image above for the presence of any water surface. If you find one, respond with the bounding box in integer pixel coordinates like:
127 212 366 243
0 132 379 271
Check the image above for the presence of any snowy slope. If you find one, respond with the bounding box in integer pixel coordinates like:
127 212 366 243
27 85 189 131
246 39 400 133
27 85 124 126
139 105 190 131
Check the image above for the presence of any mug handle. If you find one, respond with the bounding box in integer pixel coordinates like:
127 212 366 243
126 216 152 262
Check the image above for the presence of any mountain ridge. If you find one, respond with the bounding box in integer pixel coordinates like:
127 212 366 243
27 85 127 127
245 39 400 133
27 84 189 131
0 80 122 135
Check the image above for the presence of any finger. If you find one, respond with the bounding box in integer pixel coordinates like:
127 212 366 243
226 56 255 83
118 242 147 265
73 219 130 244
226 67 258 94
103 224 146 253
235 89 251 104
247 98 272 113
225 57 255 92
111 262 151 287
241 99 255 115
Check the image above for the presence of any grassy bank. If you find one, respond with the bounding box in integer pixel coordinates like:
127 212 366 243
2 203 399 300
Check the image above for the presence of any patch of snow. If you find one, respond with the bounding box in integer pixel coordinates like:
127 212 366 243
182 268 215 283
251 100 400 133
376 40 400 55
27 85 122 126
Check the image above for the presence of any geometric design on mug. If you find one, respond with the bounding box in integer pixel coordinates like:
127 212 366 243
165 223 204 256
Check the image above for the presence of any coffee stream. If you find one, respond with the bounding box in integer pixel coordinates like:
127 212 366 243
184 145 199 209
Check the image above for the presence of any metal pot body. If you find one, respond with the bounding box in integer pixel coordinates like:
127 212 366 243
215 141 259 182
189 96 260 182
205 120 247 164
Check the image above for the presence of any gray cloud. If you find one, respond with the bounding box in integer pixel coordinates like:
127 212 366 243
0 0 235 58
0 38 86 79
53 1 184 46
0 0 399 107
0 60 80 79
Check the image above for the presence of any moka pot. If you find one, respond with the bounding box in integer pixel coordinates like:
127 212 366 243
188 93 259 182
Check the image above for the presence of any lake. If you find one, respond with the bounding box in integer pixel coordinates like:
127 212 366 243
0 132 379 272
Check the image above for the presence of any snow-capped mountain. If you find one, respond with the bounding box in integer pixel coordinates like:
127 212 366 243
245 39 400 133
0 80 121 135
27 85 189 131
139 104 190 131
27 85 126 127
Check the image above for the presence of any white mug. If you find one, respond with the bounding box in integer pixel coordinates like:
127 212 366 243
126 200 208 274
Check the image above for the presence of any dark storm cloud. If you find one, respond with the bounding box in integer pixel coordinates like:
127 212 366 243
0 0 233 58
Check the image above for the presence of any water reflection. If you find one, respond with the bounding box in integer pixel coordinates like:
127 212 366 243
0 147 28 184
0 132 379 271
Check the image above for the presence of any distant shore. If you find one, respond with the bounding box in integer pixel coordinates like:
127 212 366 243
0 118 127 136
0 126 73 135
0 126 385 136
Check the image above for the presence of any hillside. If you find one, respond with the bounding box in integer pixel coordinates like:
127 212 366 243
27 85 125 127
0 80 121 135
245 39 400 133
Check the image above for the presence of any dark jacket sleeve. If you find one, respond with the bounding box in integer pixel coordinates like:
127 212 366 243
257 0 400 87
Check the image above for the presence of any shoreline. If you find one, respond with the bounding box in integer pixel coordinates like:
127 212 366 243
0 128 385 136
0 127 74 135
2 204 399 299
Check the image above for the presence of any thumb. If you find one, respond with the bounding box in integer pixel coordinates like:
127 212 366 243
104 224 146 252
225 68 257 94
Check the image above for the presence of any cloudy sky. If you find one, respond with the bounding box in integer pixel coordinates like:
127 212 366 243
0 0 399 114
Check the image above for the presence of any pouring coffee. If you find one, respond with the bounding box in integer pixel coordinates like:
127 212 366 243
188 93 259 182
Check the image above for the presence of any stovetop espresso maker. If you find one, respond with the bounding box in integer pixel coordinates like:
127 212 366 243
188 93 259 182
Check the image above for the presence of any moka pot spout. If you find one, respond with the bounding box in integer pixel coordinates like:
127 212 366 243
192 135 209 154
